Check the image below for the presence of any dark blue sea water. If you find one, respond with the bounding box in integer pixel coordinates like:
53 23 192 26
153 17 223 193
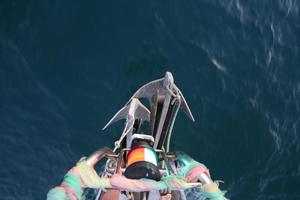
1 0 300 199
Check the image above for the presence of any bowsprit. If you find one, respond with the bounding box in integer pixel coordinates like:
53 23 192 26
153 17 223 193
47 72 227 200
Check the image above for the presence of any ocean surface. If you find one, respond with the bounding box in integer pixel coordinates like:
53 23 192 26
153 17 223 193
1 0 300 199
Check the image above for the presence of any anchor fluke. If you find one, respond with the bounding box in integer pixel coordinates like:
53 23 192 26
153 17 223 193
128 72 194 121
103 98 150 130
